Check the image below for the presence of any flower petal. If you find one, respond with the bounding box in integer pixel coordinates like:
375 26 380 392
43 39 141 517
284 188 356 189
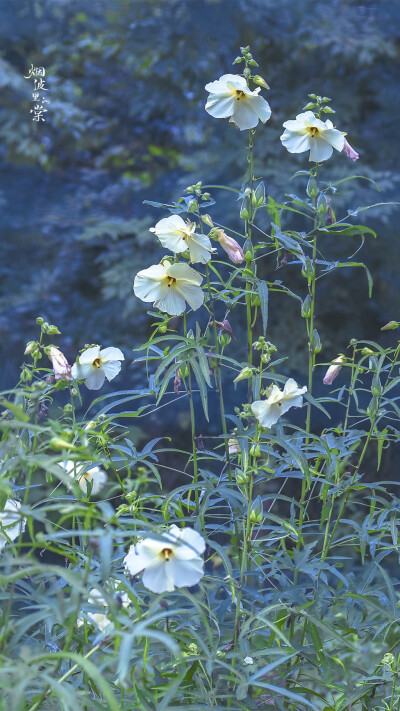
231 100 259 130
321 127 345 152
84 369 106 390
206 94 236 119
167 262 203 285
247 95 271 123
309 137 333 162
280 131 310 154
251 400 282 428
174 527 206 559
71 362 94 380
155 288 187 316
167 557 204 588
175 283 204 312
142 560 175 593
100 347 124 362
102 360 122 382
78 346 101 364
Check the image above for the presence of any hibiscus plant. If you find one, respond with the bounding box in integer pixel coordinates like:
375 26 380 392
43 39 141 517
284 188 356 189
1 45 400 711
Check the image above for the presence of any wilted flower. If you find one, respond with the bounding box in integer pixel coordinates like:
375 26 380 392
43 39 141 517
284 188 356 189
48 346 72 381
205 73 271 131
0 499 26 551
213 229 244 264
251 378 307 428
280 111 345 162
62 460 107 496
323 356 345 385
124 525 206 594
228 438 240 455
134 262 204 316
150 215 214 264
77 585 130 632
342 138 359 162
71 345 124 390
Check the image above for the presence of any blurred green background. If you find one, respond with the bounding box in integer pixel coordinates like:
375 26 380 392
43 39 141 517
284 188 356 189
0 0 399 395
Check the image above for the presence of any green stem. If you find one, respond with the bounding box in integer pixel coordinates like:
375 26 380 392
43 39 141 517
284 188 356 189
183 311 199 513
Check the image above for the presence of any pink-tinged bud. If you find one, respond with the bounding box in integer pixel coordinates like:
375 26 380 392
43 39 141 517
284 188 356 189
326 196 334 225
323 355 346 385
342 138 359 162
48 346 72 381
215 230 244 264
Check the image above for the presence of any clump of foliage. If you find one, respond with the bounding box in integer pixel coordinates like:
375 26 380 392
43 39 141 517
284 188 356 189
1 45 400 711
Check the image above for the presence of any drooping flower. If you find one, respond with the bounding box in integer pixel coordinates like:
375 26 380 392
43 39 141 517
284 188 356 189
323 356 346 385
251 378 307 429
205 73 271 131
77 585 130 632
342 138 359 162
134 261 204 316
0 499 26 551
150 215 214 265
71 346 124 390
48 346 72 381
228 438 240 455
124 525 206 594
62 460 107 496
213 229 244 264
280 111 345 162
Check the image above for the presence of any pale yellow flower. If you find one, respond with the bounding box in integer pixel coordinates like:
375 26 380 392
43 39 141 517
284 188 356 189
251 378 307 428
134 261 204 316
205 73 271 131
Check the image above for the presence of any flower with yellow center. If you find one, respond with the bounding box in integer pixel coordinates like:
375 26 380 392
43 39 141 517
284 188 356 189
150 215 214 264
251 378 307 428
280 111 344 162
0 499 26 552
124 525 206 593
62 460 107 496
205 73 271 131
133 261 204 316
71 345 124 390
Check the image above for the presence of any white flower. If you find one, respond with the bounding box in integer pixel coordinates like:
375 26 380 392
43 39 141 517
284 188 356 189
251 378 307 428
77 586 130 632
48 346 72 381
124 525 206 594
243 656 254 665
205 73 271 131
134 261 204 316
0 499 26 551
71 345 124 390
280 111 345 162
150 215 214 265
62 460 107 496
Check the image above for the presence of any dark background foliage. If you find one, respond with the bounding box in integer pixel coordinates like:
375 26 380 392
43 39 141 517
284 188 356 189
0 0 399 397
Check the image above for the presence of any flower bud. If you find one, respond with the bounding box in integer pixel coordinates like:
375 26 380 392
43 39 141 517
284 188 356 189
381 321 399 331
49 437 78 450
233 367 254 383
219 332 231 347
36 317 44 326
252 75 270 90
47 325 61 335
202 213 213 227
301 257 314 280
187 199 197 212
240 207 249 221
24 341 37 356
235 469 249 485
362 347 374 356
312 329 322 354
214 229 244 264
342 138 359 162
249 444 261 457
366 396 379 418
301 295 312 318
323 355 345 385
244 250 253 263
249 495 263 523
158 324 167 333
